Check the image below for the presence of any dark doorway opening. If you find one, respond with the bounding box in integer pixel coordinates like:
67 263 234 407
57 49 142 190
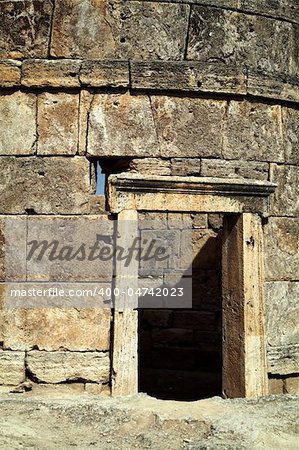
138 213 223 401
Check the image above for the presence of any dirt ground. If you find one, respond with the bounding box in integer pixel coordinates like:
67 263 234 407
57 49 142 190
0 391 297 450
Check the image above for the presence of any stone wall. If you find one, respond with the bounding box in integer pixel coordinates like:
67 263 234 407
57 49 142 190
0 0 298 396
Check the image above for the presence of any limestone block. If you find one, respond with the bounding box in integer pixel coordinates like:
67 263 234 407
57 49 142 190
0 0 53 59
270 164 299 216
127 158 171 175
247 70 299 104
240 0 299 23
268 378 283 395
151 96 225 158
0 157 93 214
187 6 296 76
268 345 298 375
80 61 129 88
131 61 247 95
285 377 299 394
0 61 21 87
2 306 111 351
26 351 110 383
0 91 36 155
282 107 299 165
0 217 27 282
171 158 201 176
201 159 269 180
223 101 284 162
265 282 299 347
264 218 299 281
37 93 79 155
0 351 25 385
22 60 81 88
51 0 189 60
87 93 159 157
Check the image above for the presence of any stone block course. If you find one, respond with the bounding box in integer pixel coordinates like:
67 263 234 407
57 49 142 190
0 350 25 385
171 158 201 176
0 91 36 156
264 218 299 281
223 100 284 162
26 351 110 383
51 0 189 61
80 61 129 88
0 0 53 59
0 156 93 214
0 61 21 87
37 93 79 156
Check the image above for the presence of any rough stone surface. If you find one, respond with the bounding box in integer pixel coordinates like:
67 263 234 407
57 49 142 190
268 378 283 395
264 218 299 281
1 307 111 352
187 6 298 76
0 157 93 214
51 1 189 61
87 93 159 157
22 60 81 88
26 351 110 384
285 377 299 394
223 100 284 162
268 345 298 375
247 70 299 103
131 61 247 94
0 0 53 59
127 158 171 175
151 96 226 158
270 164 299 217
171 158 201 176
37 93 79 155
201 159 269 180
265 281 299 347
0 91 36 155
282 107 299 165
0 351 25 385
0 61 21 87
80 61 129 88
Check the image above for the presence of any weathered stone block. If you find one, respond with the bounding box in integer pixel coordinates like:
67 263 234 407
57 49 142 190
265 282 299 347
0 157 93 214
0 217 27 282
22 60 81 88
87 93 159 157
0 91 36 155
270 164 299 216
171 158 201 176
26 351 109 383
285 376 299 394
151 96 225 158
247 70 299 104
264 218 299 281
51 0 189 60
2 305 111 352
131 61 247 95
268 345 298 375
240 0 299 24
223 101 284 162
127 158 170 175
282 107 299 165
187 6 296 76
0 351 25 385
201 159 269 180
0 61 21 87
80 61 129 88
0 0 53 59
268 378 283 395
37 93 79 155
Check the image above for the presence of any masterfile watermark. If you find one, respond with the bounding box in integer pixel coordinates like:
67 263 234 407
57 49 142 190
3 217 192 308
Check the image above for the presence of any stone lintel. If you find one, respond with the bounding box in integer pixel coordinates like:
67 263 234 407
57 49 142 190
108 174 277 215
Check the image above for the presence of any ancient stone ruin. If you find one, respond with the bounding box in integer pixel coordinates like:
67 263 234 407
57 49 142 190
0 0 298 403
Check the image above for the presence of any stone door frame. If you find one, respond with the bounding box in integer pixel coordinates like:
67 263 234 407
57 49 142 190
107 174 276 399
